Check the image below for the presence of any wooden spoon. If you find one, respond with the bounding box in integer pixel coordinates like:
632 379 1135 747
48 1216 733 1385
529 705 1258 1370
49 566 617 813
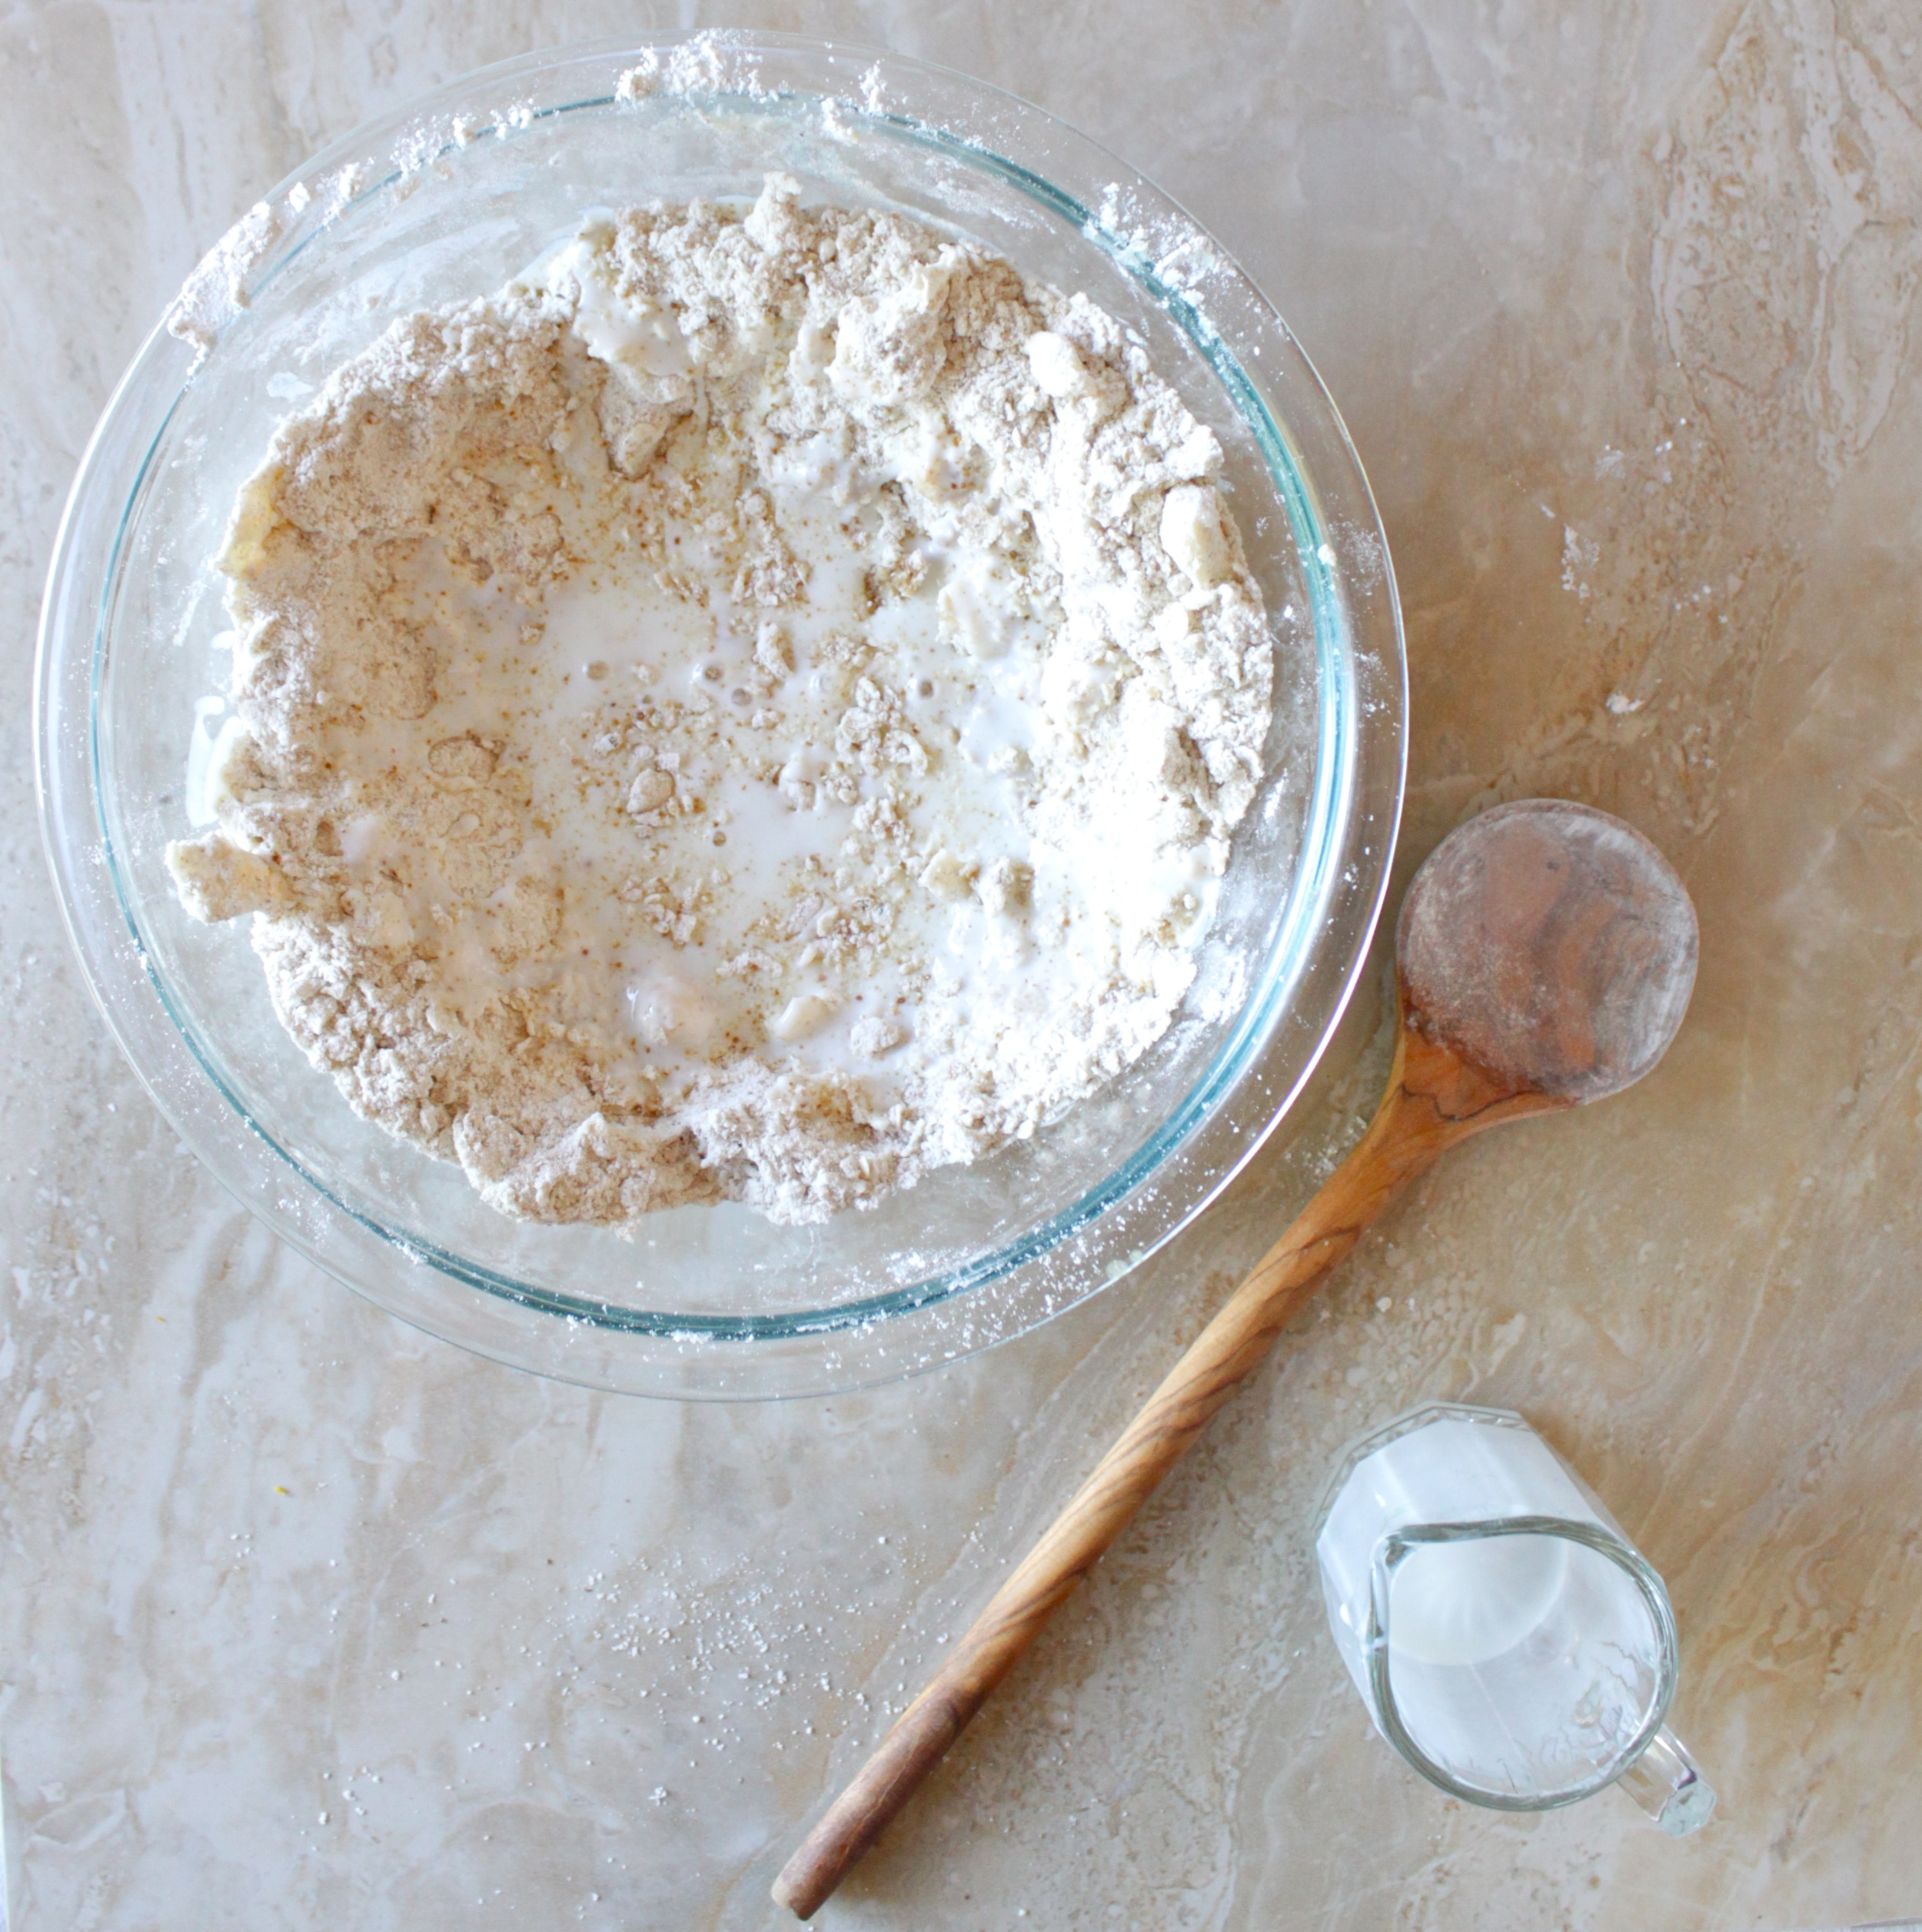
773 799 1698 1919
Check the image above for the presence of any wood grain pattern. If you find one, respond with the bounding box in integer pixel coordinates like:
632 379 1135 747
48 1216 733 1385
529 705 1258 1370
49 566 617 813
770 1009 1569 1919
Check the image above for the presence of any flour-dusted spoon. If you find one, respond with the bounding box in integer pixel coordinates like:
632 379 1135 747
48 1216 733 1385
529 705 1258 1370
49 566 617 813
773 799 1699 1919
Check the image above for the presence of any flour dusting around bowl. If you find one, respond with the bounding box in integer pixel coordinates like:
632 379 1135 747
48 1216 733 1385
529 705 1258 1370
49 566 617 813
164 176 1275 1229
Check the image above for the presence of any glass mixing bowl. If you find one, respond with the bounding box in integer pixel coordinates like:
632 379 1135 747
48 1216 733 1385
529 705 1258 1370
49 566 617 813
36 34 1405 1398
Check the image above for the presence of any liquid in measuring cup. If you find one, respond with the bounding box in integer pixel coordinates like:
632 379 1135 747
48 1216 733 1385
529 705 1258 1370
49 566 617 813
1314 1403 1715 1831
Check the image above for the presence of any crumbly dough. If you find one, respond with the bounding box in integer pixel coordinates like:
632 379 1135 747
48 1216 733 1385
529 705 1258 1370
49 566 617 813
167 177 1274 1227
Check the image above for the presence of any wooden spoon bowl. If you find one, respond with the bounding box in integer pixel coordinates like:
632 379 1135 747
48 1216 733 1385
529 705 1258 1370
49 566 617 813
1398 798 1697 1102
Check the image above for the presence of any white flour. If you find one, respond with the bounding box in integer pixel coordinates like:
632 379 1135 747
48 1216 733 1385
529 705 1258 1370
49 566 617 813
166 177 1274 1227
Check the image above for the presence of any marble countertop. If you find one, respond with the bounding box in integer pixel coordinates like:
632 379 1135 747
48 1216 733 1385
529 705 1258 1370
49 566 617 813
6 3 1922 1927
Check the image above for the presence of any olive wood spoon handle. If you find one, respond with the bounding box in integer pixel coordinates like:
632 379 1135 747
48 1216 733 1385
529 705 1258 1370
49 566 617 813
772 800 1698 1920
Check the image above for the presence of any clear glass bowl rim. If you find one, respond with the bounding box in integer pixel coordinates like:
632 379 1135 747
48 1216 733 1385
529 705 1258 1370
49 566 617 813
35 31 1408 1398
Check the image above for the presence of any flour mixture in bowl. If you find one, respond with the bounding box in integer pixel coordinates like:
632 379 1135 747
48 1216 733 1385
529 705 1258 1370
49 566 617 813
165 175 1275 1228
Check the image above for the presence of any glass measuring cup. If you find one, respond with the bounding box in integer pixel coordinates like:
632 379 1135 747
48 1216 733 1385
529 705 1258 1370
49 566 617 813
1313 1402 1714 1833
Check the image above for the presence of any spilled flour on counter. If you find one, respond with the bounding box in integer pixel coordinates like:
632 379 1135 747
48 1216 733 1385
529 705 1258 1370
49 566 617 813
166 176 1274 1226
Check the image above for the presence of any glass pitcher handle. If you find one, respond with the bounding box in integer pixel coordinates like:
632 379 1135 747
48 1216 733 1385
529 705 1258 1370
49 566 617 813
1617 1724 1717 1835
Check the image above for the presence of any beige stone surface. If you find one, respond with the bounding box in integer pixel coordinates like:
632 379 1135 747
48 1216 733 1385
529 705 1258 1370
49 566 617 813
5 2 1922 1927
